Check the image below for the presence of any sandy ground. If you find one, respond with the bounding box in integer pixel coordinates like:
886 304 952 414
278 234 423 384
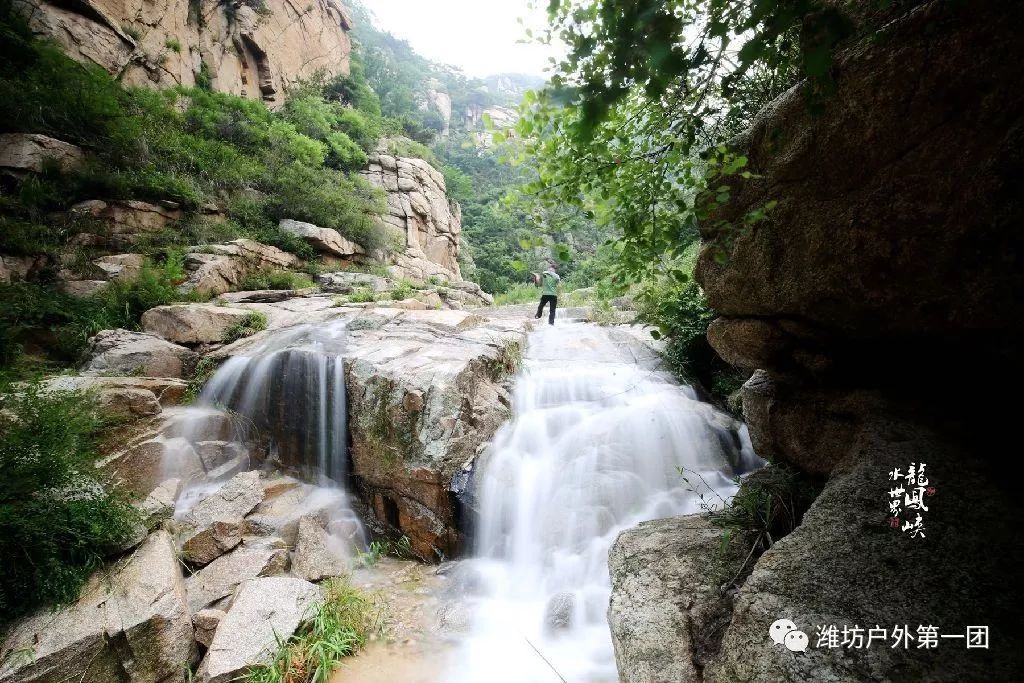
331 558 456 683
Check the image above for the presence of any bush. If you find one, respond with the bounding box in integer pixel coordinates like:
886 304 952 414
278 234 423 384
225 311 267 341
635 244 746 406
0 254 190 378
264 163 388 251
493 282 538 306
0 383 139 623
382 136 438 166
247 576 382 683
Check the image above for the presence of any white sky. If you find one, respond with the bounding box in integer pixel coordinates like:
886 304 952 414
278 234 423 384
362 0 561 78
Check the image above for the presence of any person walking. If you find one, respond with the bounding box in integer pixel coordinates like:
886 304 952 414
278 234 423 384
534 262 560 325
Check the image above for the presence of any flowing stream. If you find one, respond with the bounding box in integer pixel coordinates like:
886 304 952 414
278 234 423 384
446 322 760 682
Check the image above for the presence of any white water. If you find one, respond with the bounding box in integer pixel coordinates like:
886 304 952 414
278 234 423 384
446 322 761 682
163 320 364 550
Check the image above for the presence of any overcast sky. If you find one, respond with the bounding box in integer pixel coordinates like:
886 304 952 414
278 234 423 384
363 0 562 78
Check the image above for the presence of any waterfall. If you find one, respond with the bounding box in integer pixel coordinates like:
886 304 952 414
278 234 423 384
199 320 349 482
164 319 363 546
447 322 761 682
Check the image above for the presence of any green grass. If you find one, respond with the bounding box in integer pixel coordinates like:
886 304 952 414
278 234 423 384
246 576 383 683
353 536 414 568
238 269 315 291
183 356 219 403
0 383 140 623
224 311 268 342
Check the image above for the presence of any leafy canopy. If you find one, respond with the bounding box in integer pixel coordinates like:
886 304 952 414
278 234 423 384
514 0 852 284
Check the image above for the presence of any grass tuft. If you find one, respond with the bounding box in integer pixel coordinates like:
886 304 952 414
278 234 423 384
246 576 383 683
224 311 268 342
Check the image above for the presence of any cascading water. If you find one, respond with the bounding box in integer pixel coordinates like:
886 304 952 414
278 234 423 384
200 321 349 482
447 322 762 682
165 319 364 547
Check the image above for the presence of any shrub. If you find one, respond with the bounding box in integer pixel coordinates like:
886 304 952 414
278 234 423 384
635 244 746 407
382 136 438 166
493 283 538 306
706 465 823 589
0 383 139 623
246 576 382 683
225 311 268 341
264 163 387 251
346 287 377 303
165 37 182 53
389 281 414 301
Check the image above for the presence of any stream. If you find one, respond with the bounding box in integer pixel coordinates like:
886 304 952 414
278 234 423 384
157 317 756 682
442 322 757 682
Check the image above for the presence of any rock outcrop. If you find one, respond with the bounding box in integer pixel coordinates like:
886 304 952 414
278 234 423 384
82 328 197 379
279 219 365 260
142 303 257 345
343 308 527 561
0 133 83 175
180 239 304 296
208 301 528 560
0 531 193 683
362 152 463 283
694 0 1024 475
608 516 754 683
12 0 352 108
70 199 184 245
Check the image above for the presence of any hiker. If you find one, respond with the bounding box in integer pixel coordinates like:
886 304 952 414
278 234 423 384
534 262 560 325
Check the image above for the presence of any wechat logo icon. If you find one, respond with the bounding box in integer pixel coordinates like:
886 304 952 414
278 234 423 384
770 618 808 653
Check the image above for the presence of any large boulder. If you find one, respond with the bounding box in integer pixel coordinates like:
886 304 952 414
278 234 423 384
182 471 264 532
179 240 303 296
186 546 289 613
608 515 755 683
142 304 256 345
694 0 1024 478
0 133 83 174
0 254 49 284
317 271 393 294
81 329 197 379
70 199 183 243
181 520 243 566
279 219 365 258
345 308 528 560
99 436 205 499
702 420 1021 681
0 531 194 683
197 577 322 683
92 253 145 281
291 515 346 582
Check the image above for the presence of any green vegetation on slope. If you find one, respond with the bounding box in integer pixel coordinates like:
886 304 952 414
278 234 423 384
0 0 399 378
0 383 139 623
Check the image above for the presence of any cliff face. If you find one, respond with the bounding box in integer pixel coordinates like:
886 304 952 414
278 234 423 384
610 2 1024 680
12 0 352 107
697 0 1024 475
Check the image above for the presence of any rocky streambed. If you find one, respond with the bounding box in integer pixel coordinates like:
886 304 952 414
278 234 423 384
0 284 532 683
